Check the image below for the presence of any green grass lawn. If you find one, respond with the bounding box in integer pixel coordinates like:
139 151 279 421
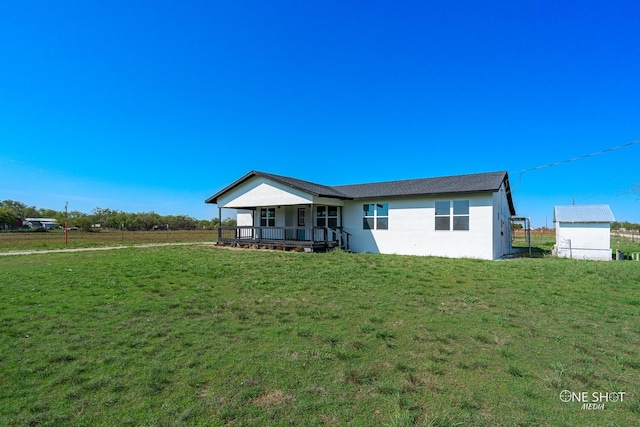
1 247 639 426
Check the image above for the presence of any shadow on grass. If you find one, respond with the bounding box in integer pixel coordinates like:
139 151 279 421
511 244 552 258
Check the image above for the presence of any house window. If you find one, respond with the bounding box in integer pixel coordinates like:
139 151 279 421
453 200 469 230
298 208 306 226
328 206 338 228
363 203 389 230
260 208 275 227
435 201 450 231
435 200 469 231
316 206 326 226
316 206 339 228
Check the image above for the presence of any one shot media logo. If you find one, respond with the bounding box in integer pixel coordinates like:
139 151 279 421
559 390 626 410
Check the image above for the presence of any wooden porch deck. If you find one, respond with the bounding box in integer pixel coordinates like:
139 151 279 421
217 226 350 252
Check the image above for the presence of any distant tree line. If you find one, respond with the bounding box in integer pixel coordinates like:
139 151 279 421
611 221 640 231
0 200 236 232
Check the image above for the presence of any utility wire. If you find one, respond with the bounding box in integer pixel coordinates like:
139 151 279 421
511 138 640 188
514 139 640 174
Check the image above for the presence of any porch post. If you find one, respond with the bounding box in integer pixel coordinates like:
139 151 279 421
310 204 314 242
339 206 343 248
218 207 222 241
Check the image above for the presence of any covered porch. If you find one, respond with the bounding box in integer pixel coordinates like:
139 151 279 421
206 171 352 251
217 224 350 252
217 204 350 252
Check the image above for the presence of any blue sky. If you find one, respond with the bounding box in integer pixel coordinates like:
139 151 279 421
1 1 638 226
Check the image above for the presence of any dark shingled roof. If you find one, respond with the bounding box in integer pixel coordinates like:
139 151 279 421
334 171 509 199
206 170 515 214
258 172 351 199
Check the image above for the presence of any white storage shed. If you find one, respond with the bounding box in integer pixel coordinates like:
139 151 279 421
554 204 615 261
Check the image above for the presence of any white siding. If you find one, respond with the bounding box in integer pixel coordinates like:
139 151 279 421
217 177 312 208
342 193 497 259
237 210 253 226
250 206 287 227
555 222 611 261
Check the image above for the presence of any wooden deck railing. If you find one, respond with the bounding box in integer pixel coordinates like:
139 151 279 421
218 226 350 250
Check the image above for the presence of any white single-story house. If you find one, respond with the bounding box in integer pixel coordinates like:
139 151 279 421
206 170 517 259
553 204 615 261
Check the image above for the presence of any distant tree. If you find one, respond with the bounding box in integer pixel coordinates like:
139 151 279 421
612 221 640 231
37 208 60 219
221 217 237 227
1 200 33 218
0 207 17 229
196 219 213 229
116 212 138 231
165 215 197 230
73 215 94 232
91 207 123 229
135 212 162 231
23 206 39 218
64 211 91 231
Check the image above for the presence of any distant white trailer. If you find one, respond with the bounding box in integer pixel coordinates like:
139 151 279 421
554 205 615 261
23 218 59 229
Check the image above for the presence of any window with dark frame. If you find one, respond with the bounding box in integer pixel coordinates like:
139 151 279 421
260 208 275 227
316 206 339 228
453 200 470 230
435 201 450 231
363 203 389 230
316 206 326 227
328 206 338 228
435 200 469 231
298 208 305 226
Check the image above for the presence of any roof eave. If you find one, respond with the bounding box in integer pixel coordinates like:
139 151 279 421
205 170 262 204
502 172 516 216
557 220 614 224
347 189 498 200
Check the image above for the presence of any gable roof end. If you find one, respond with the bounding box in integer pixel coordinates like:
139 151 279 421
205 171 350 204
257 171 351 199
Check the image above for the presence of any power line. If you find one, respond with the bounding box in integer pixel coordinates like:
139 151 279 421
514 139 640 174
511 138 640 188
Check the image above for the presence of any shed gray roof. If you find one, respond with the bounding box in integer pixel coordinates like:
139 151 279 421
206 170 516 215
554 205 615 223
